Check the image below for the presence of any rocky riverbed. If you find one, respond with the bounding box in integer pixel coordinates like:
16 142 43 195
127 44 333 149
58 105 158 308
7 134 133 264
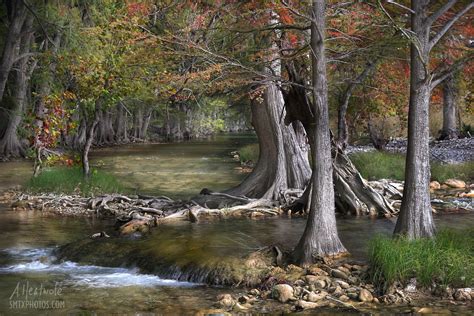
348 137 474 164
211 258 473 314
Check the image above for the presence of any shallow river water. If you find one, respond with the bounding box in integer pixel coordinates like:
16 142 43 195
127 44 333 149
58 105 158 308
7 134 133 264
0 134 472 315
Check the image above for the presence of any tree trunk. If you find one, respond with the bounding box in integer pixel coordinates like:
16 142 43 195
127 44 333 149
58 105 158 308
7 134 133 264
82 105 101 178
439 73 458 140
0 1 27 103
283 63 397 218
337 60 378 149
293 0 346 264
141 108 153 140
0 14 34 158
33 33 62 176
114 102 129 143
394 0 435 239
225 82 311 201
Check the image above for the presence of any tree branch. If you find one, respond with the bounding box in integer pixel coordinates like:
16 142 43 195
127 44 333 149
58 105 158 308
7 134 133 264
425 0 457 27
430 53 473 90
429 2 474 50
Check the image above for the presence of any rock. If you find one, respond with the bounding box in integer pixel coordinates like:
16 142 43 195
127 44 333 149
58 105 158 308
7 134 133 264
347 292 358 300
453 288 472 301
417 307 434 314
338 266 351 275
459 190 474 198
359 288 373 302
294 279 305 287
295 300 327 310
444 179 466 189
335 280 350 289
307 265 328 276
372 297 379 304
307 290 328 302
216 294 235 309
429 181 441 190
272 284 294 303
233 303 249 311
404 278 417 293
339 295 350 302
332 286 343 297
305 275 328 288
331 269 349 280
249 288 260 296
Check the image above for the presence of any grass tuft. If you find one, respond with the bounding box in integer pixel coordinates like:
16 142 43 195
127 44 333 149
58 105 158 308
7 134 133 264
369 228 474 288
350 151 473 182
26 166 124 196
238 144 259 164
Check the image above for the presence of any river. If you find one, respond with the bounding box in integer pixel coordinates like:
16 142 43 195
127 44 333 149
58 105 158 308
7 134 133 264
0 134 472 315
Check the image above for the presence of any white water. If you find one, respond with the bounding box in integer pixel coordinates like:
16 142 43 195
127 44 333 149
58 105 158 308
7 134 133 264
0 247 197 288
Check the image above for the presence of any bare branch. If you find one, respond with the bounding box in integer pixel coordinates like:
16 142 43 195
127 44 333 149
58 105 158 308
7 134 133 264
430 53 474 90
429 2 474 50
425 0 457 27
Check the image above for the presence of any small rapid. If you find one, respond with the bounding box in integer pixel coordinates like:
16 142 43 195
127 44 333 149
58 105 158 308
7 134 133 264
0 248 197 288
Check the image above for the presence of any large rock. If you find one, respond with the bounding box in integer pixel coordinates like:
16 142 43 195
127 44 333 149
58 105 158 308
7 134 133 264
272 284 294 303
444 179 466 189
359 288 374 302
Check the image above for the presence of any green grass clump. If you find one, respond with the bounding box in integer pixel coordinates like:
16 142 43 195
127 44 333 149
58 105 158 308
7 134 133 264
350 151 406 181
238 144 259 163
369 228 474 288
26 166 124 196
351 151 473 182
431 161 474 183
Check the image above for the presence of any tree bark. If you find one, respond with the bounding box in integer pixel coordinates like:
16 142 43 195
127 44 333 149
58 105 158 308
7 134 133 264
439 73 458 140
82 104 101 178
0 0 27 103
225 80 311 201
394 0 435 239
0 14 34 158
293 0 346 264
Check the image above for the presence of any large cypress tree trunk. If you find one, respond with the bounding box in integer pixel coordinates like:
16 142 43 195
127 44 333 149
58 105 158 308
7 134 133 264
0 15 34 158
439 73 458 140
225 80 311 200
0 1 27 103
293 0 346 263
394 0 435 239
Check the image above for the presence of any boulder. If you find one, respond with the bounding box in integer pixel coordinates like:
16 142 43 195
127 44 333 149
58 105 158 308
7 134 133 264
272 284 294 303
444 179 466 189
359 288 374 302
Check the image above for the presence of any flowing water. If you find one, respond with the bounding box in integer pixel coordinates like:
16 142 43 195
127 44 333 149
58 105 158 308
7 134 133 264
0 134 473 315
